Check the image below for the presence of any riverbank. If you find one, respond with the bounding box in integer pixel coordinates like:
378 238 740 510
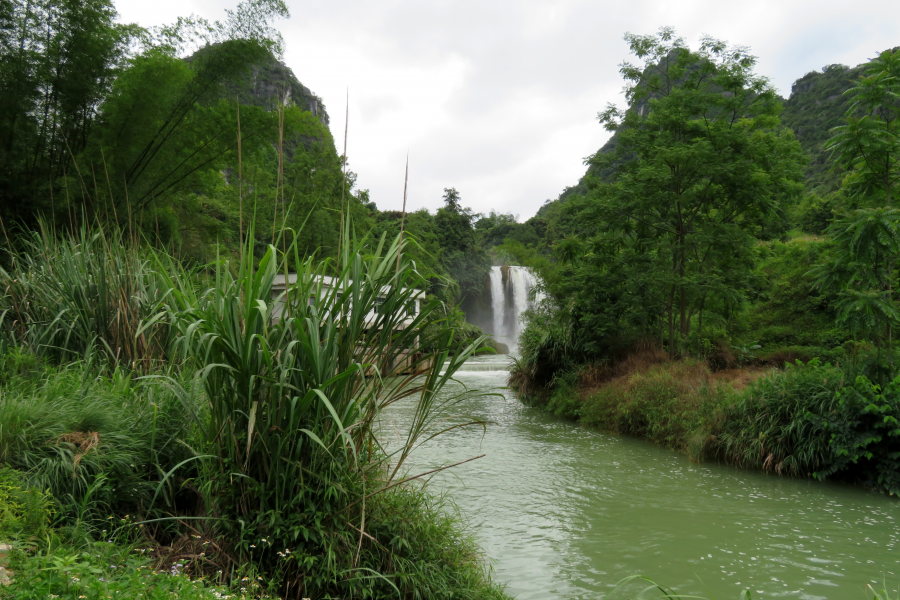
510 348 900 494
386 361 900 598
0 226 510 599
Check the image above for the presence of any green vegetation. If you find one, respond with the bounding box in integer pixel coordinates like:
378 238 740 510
0 3 509 591
0 222 509 598
0 0 497 313
3 0 900 592
502 30 900 496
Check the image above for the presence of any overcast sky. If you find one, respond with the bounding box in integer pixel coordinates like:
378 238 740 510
116 0 899 220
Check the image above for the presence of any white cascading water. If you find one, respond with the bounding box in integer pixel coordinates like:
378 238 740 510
456 265 542 371
489 267 506 345
489 265 542 353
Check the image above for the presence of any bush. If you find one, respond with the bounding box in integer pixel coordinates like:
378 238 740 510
579 360 732 453
0 467 54 540
717 359 844 476
815 374 900 494
720 360 900 493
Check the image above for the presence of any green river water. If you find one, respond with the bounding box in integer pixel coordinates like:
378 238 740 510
383 357 900 599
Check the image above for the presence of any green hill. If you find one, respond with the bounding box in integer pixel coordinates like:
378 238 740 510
504 51 894 258
780 63 863 194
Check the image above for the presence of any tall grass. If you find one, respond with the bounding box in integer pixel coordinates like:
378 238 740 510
0 223 190 370
717 359 844 476
0 221 507 598
0 362 195 537
574 359 732 455
162 224 493 595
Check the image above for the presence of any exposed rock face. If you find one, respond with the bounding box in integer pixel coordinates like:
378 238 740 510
239 55 330 125
189 46 330 126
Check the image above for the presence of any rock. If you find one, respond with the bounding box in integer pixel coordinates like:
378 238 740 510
0 545 12 587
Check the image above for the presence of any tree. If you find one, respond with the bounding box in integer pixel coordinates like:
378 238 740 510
0 0 294 248
0 0 134 225
816 49 900 354
827 49 900 207
583 29 803 355
433 188 490 302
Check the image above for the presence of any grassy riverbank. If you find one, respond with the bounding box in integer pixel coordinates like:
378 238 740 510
511 348 900 495
0 225 509 599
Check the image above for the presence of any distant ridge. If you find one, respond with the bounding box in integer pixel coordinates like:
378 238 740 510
538 49 896 218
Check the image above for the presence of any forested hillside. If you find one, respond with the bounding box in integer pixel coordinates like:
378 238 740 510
495 30 900 495
0 0 502 316
475 47 891 261
495 36 900 367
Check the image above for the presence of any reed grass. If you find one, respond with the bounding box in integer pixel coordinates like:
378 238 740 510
0 218 508 598
161 221 495 595
717 359 844 475
0 222 191 371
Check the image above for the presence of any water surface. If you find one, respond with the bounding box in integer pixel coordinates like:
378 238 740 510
382 357 900 599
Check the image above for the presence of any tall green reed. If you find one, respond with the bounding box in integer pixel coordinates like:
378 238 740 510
0 222 190 371
159 222 491 594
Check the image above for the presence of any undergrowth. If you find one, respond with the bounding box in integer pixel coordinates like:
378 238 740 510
0 222 511 599
513 348 900 495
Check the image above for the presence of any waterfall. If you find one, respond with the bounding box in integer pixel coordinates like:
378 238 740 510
489 268 506 345
487 265 542 353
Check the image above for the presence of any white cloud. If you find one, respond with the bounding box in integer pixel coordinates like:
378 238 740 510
116 0 900 219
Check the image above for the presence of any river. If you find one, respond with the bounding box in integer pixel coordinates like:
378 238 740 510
382 356 900 599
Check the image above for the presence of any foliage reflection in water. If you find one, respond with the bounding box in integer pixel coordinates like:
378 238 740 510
381 357 900 600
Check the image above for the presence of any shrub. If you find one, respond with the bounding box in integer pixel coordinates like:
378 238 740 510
814 374 900 494
579 360 732 453
718 359 843 476
721 358 900 493
0 467 54 540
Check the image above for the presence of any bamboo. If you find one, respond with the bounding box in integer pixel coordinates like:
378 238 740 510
395 153 409 280
237 97 244 256
337 89 349 267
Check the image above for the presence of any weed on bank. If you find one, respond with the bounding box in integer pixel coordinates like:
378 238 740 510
0 225 510 599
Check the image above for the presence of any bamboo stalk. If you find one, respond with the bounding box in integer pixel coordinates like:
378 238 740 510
337 89 349 268
237 97 243 256
99 147 120 228
273 96 284 246
63 167 74 235
395 154 409 280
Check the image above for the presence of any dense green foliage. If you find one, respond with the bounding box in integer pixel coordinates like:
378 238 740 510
0 0 496 310
0 223 509 598
504 32 900 495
